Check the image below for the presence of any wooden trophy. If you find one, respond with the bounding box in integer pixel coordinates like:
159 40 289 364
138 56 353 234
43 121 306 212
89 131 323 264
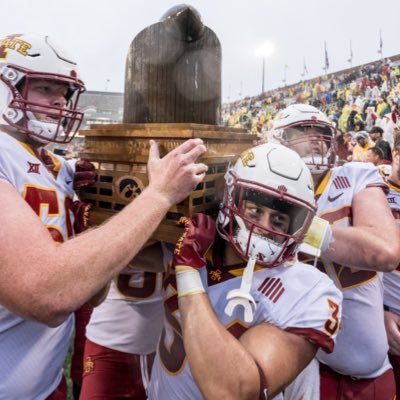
79 5 254 243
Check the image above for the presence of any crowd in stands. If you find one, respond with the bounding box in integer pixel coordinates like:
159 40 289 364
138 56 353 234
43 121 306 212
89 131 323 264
69 57 400 164
222 58 400 164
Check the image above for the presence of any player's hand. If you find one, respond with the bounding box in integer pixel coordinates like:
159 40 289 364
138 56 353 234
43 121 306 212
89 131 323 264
74 159 97 190
72 200 92 233
173 213 216 270
298 216 333 257
147 139 207 206
384 310 400 355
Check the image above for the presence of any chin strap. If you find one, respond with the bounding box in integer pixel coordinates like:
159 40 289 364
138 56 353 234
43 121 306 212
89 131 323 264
224 257 257 323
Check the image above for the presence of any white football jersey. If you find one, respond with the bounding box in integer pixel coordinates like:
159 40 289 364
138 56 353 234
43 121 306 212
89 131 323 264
313 162 391 378
0 131 75 398
382 179 400 314
86 243 170 355
148 256 342 400
86 271 164 354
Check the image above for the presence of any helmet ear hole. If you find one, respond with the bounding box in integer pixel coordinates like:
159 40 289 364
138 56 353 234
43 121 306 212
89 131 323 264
14 77 25 94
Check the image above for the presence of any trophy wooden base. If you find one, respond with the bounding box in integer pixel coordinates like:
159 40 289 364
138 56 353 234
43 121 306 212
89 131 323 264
79 123 254 243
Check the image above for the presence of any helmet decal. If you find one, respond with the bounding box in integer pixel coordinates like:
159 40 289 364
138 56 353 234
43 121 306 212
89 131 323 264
240 150 255 167
0 34 30 60
277 185 287 193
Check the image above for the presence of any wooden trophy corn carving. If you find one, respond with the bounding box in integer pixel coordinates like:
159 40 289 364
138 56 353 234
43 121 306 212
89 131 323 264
123 4 221 124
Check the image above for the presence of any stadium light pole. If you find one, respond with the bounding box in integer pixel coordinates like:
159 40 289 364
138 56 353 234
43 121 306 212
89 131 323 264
256 42 275 94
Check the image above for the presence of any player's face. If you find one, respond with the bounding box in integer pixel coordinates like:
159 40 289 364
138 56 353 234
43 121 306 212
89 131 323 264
284 126 328 158
241 200 290 243
25 79 69 121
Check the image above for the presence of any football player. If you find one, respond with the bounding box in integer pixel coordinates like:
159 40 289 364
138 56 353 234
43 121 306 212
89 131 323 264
80 242 166 399
148 143 343 399
382 132 400 398
268 103 400 399
0 33 206 399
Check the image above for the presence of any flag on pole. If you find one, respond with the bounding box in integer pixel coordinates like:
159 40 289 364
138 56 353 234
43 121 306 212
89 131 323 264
324 41 329 71
283 64 288 85
378 29 383 58
347 40 353 64
303 57 308 75
301 57 308 79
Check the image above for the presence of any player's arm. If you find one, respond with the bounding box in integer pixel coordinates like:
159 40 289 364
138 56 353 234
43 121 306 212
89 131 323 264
325 186 400 271
384 310 400 355
0 139 206 326
179 294 317 399
85 282 111 307
174 214 318 399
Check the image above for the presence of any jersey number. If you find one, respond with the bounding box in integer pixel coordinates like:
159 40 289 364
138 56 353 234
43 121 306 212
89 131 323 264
116 272 159 299
23 185 73 242
324 299 340 336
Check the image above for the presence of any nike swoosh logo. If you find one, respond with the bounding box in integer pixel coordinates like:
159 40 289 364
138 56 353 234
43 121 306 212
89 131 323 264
327 192 344 202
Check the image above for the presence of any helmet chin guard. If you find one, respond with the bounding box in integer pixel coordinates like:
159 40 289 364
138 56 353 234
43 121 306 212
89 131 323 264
234 214 290 266
0 33 85 144
26 112 68 144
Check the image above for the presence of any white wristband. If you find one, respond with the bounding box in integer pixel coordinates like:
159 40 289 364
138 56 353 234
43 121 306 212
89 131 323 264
175 266 206 298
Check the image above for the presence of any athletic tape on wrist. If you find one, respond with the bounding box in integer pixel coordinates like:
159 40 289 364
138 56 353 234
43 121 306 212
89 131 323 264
320 222 334 253
175 266 205 298
299 216 334 257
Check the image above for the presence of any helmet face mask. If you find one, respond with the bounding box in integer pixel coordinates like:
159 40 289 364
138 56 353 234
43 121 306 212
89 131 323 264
268 104 337 173
0 34 85 144
217 143 316 268
278 125 336 172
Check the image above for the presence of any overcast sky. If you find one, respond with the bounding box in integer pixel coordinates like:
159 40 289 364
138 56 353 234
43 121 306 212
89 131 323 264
2 0 399 101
